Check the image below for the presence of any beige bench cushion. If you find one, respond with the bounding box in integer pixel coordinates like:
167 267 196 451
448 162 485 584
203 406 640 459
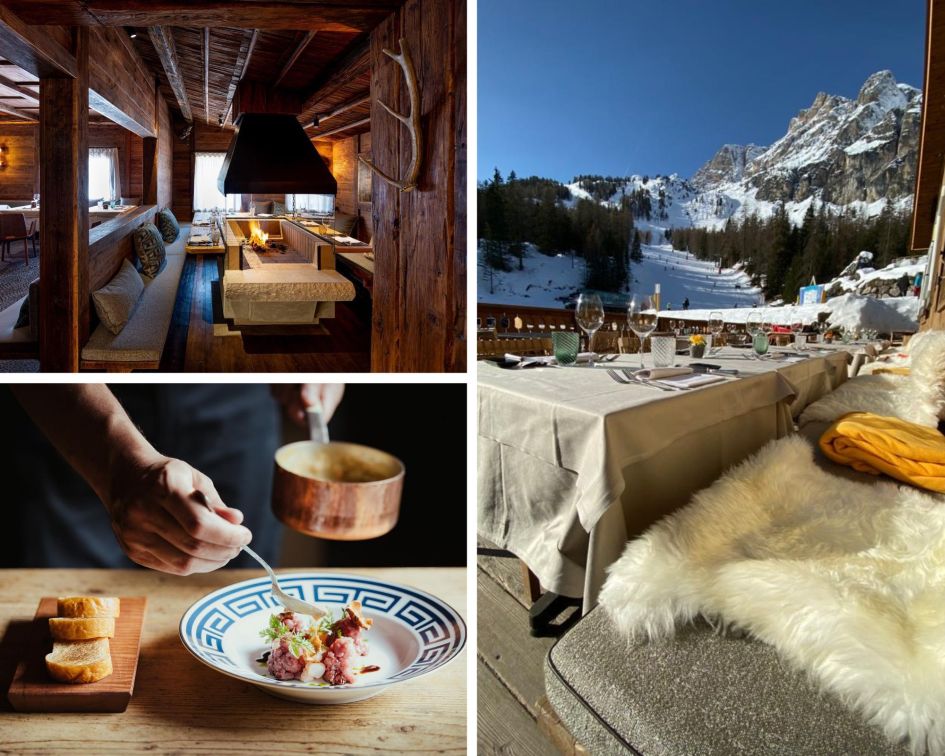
81 246 186 364
0 296 32 343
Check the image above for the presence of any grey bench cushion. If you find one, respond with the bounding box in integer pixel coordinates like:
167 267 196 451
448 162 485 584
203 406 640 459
545 609 906 756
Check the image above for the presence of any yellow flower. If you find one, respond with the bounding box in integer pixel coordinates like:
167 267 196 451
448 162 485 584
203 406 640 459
689 334 706 345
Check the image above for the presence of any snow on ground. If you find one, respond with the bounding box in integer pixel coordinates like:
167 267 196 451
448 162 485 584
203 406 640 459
477 242 583 308
666 294 920 333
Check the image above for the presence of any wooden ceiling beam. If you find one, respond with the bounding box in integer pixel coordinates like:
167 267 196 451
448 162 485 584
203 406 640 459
304 90 370 130
203 27 210 124
2 1 400 32
0 72 38 102
0 98 36 121
147 26 192 122
310 115 369 139
219 28 258 125
0 3 77 78
297 34 369 123
273 30 316 89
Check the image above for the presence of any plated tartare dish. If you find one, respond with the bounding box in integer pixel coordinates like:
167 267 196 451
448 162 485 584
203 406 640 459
258 601 376 686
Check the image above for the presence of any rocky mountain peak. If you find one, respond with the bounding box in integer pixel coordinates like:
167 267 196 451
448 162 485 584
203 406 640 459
691 143 767 189
856 69 907 110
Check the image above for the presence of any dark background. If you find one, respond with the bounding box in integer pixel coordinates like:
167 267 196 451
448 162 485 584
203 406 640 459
0 383 465 568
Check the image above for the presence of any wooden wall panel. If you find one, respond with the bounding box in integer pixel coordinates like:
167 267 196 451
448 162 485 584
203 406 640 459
155 95 172 209
88 25 156 137
331 132 372 241
0 123 38 200
369 0 466 372
88 205 157 291
171 126 193 218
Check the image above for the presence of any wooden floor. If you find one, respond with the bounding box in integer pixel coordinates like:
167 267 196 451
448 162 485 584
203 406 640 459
478 549 567 755
160 255 371 372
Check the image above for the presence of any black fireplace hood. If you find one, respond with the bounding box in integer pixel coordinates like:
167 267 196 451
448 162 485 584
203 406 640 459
217 113 337 195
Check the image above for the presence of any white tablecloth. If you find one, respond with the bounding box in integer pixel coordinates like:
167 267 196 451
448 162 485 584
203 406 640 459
477 347 850 609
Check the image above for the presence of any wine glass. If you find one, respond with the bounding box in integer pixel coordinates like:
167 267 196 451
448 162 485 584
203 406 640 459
708 311 723 354
575 293 605 364
627 295 658 368
790 317 805 351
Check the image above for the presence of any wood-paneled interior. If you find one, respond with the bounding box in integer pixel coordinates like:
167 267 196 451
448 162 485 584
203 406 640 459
0 121 142 200
0 121 37 199
154 93 172 208
88 204 157 291
87 25 155 137
88 123 144 199
39 26 89 372
331 132 372 241
369 0 466 372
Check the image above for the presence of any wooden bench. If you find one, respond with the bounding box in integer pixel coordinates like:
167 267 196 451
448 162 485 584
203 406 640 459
80 223 189 371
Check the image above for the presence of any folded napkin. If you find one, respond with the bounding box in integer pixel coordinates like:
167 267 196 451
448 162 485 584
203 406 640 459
819 412 945 493
334 235 362 245
633 366 727 388
504 353 554 365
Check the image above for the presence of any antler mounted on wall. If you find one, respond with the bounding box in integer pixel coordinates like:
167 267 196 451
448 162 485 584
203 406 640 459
359 38 423 193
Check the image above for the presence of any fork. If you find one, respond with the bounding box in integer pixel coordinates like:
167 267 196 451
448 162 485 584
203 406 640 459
620 368 680 391
194 490 327 619
606 368 628 384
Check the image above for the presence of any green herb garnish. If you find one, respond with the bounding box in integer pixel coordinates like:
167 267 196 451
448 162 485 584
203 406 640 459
287 634 315 658
259 614 291 644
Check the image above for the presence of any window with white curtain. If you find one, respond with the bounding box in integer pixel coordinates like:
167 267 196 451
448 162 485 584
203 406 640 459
287 194 335 214
88 147 120 202
193 152 241 211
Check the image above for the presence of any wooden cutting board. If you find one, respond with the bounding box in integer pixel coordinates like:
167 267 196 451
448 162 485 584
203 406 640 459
6 596 147 713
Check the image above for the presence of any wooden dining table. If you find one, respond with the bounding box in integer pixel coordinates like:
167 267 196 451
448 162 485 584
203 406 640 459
0 568 466 754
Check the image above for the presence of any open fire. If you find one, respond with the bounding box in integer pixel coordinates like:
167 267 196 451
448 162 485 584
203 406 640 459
249 224 269 250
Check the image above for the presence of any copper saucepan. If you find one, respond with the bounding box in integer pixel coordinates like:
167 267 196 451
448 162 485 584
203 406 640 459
271 440 404 540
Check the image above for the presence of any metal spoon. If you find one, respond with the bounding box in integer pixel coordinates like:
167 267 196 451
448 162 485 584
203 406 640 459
306 402 330 444
193 490 327 619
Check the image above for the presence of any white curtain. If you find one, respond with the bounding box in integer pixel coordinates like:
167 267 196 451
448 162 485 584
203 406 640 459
193 152 240 211
288 193 335 213
88 147 120 202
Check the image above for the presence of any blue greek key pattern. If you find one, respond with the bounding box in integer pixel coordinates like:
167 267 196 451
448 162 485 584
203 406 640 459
180 573 466 688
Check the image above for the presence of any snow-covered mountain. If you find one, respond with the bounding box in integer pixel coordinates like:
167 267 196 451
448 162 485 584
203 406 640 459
567 70 921 230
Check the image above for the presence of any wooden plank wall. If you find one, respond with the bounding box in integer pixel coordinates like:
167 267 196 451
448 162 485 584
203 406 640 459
88 204 157 291
0 122 38 200
330 132 372 241
369 0 466 372
0 122 143 201
154 95 172 209
88 26 156 138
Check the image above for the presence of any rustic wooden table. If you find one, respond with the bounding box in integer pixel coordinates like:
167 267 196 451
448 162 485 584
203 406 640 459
0 568 466 754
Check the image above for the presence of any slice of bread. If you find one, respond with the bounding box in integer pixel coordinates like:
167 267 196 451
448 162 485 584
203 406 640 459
49 616 116 641
45 638 113 684
56 596 120 619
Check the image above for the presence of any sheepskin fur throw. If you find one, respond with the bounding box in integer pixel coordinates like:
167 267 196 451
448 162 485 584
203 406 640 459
600 436 945 755
800 330 945 429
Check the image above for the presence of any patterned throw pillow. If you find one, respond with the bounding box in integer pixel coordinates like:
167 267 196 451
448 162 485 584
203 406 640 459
156 208 180 243
272 200 286 217
132 222 167 278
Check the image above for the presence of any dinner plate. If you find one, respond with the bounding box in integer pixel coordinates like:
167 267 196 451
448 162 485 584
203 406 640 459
179 573 466 704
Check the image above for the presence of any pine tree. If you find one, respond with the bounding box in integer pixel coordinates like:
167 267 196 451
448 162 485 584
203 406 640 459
630 230 643 262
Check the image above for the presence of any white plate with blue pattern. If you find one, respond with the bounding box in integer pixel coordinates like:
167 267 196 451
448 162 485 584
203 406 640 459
179 572 466 704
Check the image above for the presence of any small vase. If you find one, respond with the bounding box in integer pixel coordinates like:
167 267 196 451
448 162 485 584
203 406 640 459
690 344 706 358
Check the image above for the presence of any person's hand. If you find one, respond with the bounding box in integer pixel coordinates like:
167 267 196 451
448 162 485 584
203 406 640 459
104 455 252 575
271 384 345 427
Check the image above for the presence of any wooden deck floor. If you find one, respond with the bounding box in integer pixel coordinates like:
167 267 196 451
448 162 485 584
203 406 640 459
160 255 371 372
478 549 562 755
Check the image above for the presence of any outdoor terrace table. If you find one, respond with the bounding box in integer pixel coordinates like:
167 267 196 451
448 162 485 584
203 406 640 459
0 568 466 754
477 347 850 614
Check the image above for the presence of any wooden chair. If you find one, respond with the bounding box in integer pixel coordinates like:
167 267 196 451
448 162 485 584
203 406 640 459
0 213 34 265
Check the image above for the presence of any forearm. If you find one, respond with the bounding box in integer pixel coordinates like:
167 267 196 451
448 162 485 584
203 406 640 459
11 384 161 503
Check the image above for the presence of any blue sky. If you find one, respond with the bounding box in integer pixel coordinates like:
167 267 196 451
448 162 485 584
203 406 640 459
478 0 926 183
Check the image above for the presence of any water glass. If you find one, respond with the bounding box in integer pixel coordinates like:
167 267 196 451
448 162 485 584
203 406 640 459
651 335 676 368
552 332 580 365
753 332 769 356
